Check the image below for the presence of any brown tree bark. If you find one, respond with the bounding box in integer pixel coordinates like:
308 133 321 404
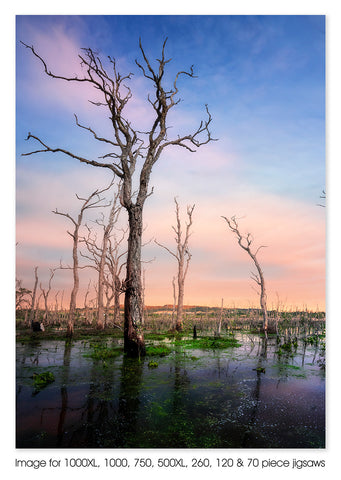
123 205 145 355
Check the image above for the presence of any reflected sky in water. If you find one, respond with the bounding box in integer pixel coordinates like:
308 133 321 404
16 333 325 448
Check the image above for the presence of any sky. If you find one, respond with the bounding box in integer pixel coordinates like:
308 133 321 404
15 14 326 311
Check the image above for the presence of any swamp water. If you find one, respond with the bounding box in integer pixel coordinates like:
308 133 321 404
16 333 325 448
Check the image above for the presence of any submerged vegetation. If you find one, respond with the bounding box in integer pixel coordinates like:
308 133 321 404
179 335 241 350
83 341 122 361
16 304 325 448
16 325 325 448
16 305 325 370
32 371 55 391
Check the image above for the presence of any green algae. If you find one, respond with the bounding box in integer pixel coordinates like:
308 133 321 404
145 344 172 357
32 371 55 390
174 335 241 350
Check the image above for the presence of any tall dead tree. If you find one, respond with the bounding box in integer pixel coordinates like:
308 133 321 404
28 266 39 326
21 39 214 356
155 198 195 331
222 216 269 335
53 188 110 337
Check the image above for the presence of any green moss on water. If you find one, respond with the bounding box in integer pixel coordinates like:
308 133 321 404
145 344 172 357
16 327 124 343
83 342 122 360
148 360 159 368
304 334 324 346
175 335 241 350
281 342 293 352
145 332 177 341
32 371 55 390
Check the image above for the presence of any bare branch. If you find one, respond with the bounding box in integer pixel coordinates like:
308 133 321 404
154 239 178 260
222 215 269 333
23 133 122 176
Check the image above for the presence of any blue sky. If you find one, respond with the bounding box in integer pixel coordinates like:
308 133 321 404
15 15 325 309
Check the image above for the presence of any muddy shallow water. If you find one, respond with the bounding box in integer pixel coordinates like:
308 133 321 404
16 333 325 448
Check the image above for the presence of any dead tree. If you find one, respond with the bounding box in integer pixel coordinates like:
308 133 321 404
39 268 55 324
21 39 214 356
81 222 127 328
106 232 127 326
53 188 110 337
171 276 176 326
88 185 121 329
155 198 195 331
96 188 121 329
28 266 39 327
83 280 93 325
222 216 269 335
16 279 32 311
217 298 224 336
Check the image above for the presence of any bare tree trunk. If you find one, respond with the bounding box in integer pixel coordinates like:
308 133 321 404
54 187 110 337
84 280 91 325
97 188 121 329
22 39 214 356
217 298 224 336
246 247 268 335
35 293 43 322
222 216 269 334
124 206 145 357
40 268 55 325
171 276 176 328
176 261 185 331
142 268 146 326
114 275 121 325
97 245 106 329
29 266 39 327
155 199 194 332
79 184 120 329
68 229 79 337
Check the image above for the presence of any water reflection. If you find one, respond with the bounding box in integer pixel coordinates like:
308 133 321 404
57 340 71 446
16 334 325 448
242 336 267 447
115 356 145 447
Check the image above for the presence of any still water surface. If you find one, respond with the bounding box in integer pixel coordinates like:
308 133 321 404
16 333 325 448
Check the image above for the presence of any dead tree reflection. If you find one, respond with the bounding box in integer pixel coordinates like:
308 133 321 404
242 336 267 447
57 340 72 446
114 355 145 447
